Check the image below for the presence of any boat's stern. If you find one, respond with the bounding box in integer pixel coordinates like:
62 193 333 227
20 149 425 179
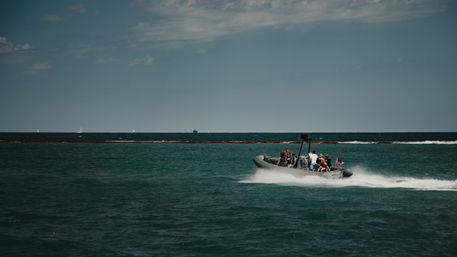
342 169 353 178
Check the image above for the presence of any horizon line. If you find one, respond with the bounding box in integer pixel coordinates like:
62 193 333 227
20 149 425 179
1 131 457 133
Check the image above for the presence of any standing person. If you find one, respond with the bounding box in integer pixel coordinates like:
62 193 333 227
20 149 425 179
308 150 318 171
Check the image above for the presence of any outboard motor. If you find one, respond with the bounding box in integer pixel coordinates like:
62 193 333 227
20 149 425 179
342 169 353 178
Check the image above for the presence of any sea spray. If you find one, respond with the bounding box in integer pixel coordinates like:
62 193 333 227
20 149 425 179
339 140 457 144
241 167 457 191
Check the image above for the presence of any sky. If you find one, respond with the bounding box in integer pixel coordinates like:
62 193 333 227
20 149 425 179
1 0 456 132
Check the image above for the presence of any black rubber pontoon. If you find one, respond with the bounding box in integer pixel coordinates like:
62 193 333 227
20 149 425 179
252 133 353 178
253 155 353 178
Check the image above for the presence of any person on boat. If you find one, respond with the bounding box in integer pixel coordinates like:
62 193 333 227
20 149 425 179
325 154 332 170
285 150 292 166
288 153 297 168
317 156 329 172
308 150 318 171
336 157 344 167
276 152 287 167
316 153 323 166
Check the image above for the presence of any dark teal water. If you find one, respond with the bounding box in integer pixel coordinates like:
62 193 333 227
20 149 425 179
1 133 457 256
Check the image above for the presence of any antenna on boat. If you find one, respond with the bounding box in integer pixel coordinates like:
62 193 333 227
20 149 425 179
297 133 309 157
308 136 312 154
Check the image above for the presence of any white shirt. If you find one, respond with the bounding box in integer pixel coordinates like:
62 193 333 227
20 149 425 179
309 153 318 164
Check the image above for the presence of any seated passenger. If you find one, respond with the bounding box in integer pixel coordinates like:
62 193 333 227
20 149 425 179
316 154 323 165
324 154 332 170
285 150 292 166
276 152 286 166
336 157 344 167
317 156 329 172
288 153 297 168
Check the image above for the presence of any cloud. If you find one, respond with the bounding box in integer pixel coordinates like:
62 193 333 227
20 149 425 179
44 14 64 22
130 0 447 43
0 36 31 53
31 62 52 71
194 48 206 54
128 55 154 66
97 57 121 64
98 55 153 66
70 4 87 14
24 62 52 75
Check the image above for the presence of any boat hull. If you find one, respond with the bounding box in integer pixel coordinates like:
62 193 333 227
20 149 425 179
253 155 353 178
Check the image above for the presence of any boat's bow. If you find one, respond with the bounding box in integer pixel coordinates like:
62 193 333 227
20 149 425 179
253 155 277 169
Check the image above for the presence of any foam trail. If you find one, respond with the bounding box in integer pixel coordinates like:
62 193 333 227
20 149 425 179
339 140 457 145
392 140 457 145
341 141 378 144
240 167 457 191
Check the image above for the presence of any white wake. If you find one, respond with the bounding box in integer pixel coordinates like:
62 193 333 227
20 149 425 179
339 140 457 145
240 167 457 191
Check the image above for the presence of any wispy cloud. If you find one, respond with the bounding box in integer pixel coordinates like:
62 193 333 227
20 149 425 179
44 4 86 23
43 14 64 22
130 0 447 43
97 57 121 64
31 62 52 71
25 62 52 75
194 48 206 54
70 4 88 14
0 36 31 53
128 55 154 66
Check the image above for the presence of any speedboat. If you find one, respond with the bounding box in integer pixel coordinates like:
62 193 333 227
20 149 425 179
253 155 352 178
252 134 353 178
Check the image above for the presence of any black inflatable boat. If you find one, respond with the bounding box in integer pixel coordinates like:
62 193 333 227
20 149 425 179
252 133 353 178
253 155 353 178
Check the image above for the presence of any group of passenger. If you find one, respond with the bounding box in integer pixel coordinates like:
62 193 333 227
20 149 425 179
275 150 298 168
307 150 332 172
275 149 337 172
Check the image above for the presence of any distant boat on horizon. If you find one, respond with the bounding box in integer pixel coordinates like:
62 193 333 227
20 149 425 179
193 129 198 134
77 127 83 133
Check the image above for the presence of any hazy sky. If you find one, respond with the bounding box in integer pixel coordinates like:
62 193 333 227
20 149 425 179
1 0 456 132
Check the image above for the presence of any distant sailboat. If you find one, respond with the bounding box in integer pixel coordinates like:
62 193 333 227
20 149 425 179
77 127 83 133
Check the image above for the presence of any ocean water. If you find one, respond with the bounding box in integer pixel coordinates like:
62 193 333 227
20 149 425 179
1 133 456 256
